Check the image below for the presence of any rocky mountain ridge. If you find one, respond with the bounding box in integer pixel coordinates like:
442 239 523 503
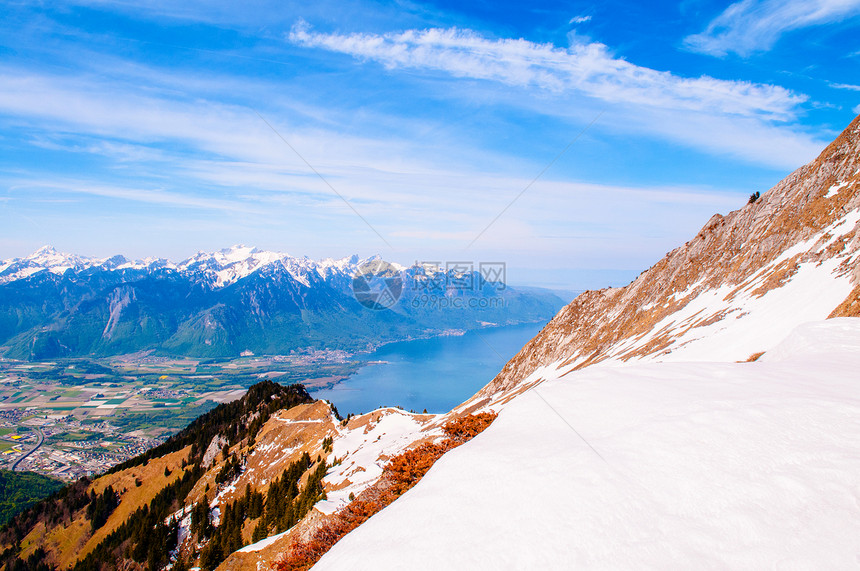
480 114 860 397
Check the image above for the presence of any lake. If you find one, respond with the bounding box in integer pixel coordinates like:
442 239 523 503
309 321 546 416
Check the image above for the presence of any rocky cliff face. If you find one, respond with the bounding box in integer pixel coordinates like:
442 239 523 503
481 115 860 397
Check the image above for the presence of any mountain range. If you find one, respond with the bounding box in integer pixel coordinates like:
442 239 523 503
0 246 564 360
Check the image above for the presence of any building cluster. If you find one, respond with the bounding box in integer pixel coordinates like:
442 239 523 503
1 415 164 481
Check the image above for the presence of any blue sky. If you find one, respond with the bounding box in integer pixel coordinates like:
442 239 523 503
1 0 858 289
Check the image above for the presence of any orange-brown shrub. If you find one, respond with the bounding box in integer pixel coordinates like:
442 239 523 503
442 411 497 443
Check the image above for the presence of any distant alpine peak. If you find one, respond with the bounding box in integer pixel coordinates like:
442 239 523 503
0 245 396 288
180 246 302 287
0 245 103 284
33 245 57 255
177 246 370 288
29 245 79 263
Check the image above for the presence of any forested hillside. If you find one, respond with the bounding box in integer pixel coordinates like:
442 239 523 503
0 471 64 527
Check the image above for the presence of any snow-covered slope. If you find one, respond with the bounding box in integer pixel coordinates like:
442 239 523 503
308 117 860 569
314 318 860 569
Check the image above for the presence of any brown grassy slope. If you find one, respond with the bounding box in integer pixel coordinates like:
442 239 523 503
183 401 338 511
829 285 860 317
480 114 860 397
215 407 444 571
17 446 191 568
157 401 340 568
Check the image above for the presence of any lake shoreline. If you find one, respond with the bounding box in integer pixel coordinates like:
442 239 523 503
308 321 548 415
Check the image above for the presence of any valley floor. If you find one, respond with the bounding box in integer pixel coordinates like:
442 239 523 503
314 318 860 569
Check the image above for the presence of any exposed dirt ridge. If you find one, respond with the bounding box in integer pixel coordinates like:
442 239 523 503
480 114 860 397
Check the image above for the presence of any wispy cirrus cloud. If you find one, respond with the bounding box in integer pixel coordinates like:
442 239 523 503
288 21 806 120
830 82 860 91
8 179 267 214
685 0 860 57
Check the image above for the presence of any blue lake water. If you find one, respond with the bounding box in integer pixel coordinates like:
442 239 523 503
309 322 546 416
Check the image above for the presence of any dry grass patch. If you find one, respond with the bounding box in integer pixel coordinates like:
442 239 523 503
829 286 860 317
75 445 192 562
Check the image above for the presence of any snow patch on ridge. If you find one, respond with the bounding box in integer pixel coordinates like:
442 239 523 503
238 529 290 553
316 409 441 516
598 207 860 365
825 180 849 198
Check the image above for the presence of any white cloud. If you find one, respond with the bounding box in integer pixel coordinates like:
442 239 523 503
569 15 592 25
853 103 860 115
288 22 805 120
0 69 468 186
685 0 860 57
831 82 860 91
610 106 825 170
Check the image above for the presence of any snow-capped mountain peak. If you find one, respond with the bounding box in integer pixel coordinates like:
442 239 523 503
33 244 57 256
29 245 85 266
2 243 444 292
0 245 103 283
175 245 354 288
178 245 291 287
0 244 399 290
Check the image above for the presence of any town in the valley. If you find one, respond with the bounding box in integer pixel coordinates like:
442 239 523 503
0 350 357 480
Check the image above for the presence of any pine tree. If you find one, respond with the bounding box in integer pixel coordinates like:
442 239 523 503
252 519 267 543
